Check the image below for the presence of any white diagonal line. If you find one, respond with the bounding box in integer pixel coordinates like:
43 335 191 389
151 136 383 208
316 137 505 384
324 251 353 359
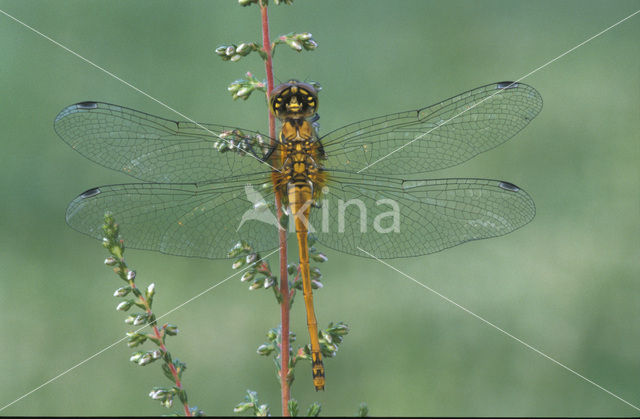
357 246 640 412
357 8 640 174
0 8 280 173
0 247 280 413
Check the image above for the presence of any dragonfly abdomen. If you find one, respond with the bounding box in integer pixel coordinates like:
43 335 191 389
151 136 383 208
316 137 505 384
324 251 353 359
287 180 325 390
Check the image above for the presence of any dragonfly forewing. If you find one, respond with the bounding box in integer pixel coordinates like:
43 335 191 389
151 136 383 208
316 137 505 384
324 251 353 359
321 82 542 175
54 102 275 183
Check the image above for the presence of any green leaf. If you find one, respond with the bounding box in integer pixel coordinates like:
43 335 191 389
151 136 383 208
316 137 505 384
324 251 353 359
177 388 188 405
163 350 173 365
358 402 369 417
306 401 321 417
162 363 176 383
288 399 299 416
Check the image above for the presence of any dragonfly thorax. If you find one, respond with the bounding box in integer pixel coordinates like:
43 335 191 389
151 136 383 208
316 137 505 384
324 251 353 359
272 118 326 203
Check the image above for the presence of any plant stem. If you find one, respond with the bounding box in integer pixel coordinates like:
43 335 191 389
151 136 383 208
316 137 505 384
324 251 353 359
127 278 191 417
260 3 291 417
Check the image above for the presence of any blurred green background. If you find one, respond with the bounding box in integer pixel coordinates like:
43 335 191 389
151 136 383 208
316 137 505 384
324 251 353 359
1 0 638 416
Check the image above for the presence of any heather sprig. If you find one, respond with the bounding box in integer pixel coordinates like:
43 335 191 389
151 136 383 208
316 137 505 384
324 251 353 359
102 213 203 417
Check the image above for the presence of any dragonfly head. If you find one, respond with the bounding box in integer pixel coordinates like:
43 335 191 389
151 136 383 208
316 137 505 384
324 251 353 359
270 80 318 120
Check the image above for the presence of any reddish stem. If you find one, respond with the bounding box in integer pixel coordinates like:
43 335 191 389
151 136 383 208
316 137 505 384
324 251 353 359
260 4 291 417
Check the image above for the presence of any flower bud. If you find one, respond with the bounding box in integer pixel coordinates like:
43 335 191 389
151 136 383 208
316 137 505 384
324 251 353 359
113 286 131 297
287 264 298 275
287 39 302 51
249 280 263 290
133 314 147 326
310 267 322 280
126 270 136 281
235 87 251 98
137 353 153 366
116 300 133 311
331 324 349 336
312 252 328 263
324 343 337 353
126 332 147 347
129 351 144 362
257 343 274 356
240 271 255 282
165 324 179 336
104 257 117 266
234 404 252 413
232 258 245 269
304 39 318 50
236 43 251 55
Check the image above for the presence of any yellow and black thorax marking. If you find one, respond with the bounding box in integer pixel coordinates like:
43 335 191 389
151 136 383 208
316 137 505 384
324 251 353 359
269 81 326 201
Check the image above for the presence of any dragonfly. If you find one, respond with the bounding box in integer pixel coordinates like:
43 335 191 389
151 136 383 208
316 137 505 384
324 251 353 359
55 80 542 391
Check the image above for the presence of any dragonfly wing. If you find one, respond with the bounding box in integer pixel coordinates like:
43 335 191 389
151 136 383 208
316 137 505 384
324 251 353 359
308 172 535 259
320 82 542 175
66 176 280 259
54 102 275 183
